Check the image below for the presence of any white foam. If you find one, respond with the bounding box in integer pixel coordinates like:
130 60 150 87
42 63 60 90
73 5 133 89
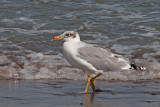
111 44 139 55
28 53 44 60
17 17 34 22
1 18 14 23
0 51 160 81
0 66 19 79
35 67 56 79
140 32 155 37
0 56 10 64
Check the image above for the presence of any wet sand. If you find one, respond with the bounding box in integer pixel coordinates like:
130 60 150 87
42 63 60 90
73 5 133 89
0 80 160 107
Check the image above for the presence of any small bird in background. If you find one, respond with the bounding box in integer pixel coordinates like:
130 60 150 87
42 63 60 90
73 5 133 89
52 31 145 93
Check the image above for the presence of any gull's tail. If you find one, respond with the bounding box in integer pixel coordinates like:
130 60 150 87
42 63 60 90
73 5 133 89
130 63 146 70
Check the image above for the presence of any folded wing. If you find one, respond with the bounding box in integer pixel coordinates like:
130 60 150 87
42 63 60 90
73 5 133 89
77 44 130 71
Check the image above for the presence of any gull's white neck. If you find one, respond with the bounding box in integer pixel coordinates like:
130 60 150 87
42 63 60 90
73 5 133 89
62 36 84 59
63 37 81 52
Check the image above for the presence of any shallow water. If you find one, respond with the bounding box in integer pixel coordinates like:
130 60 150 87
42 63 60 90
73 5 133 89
1 80 160 107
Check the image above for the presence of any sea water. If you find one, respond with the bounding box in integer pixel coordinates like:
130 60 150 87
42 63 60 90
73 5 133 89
0 0 160 80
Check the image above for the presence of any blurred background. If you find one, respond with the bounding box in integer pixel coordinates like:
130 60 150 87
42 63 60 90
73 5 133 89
0 0 160 80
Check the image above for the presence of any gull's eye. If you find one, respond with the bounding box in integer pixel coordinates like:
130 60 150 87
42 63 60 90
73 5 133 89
65 33 70 36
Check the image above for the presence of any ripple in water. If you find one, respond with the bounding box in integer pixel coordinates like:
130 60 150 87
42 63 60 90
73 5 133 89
0 0 160 80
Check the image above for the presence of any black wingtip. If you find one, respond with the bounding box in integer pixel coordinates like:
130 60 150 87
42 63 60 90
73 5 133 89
130 63 146 70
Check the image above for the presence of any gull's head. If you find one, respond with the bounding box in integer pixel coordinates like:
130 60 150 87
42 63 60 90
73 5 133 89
53 31 80 42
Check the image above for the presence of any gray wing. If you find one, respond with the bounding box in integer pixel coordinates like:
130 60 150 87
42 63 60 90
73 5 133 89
77 43 130 71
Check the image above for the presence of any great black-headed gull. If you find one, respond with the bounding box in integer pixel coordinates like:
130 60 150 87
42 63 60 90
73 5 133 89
53 31 145 93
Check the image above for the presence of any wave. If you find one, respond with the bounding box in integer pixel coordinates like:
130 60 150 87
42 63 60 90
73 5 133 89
0 52 160 81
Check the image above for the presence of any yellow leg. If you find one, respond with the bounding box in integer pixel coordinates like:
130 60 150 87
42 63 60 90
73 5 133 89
80 75 90 94
90 73 102 91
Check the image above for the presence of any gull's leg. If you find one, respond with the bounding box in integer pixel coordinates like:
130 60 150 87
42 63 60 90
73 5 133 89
80 75 90 94
90 73 102 91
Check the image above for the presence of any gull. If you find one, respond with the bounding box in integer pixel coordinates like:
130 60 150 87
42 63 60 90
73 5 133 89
53 31 145 93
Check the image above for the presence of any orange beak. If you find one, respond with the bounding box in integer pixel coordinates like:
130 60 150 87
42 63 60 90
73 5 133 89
52 36 64 41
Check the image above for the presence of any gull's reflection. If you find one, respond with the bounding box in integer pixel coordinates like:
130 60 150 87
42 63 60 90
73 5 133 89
84 92 97 107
